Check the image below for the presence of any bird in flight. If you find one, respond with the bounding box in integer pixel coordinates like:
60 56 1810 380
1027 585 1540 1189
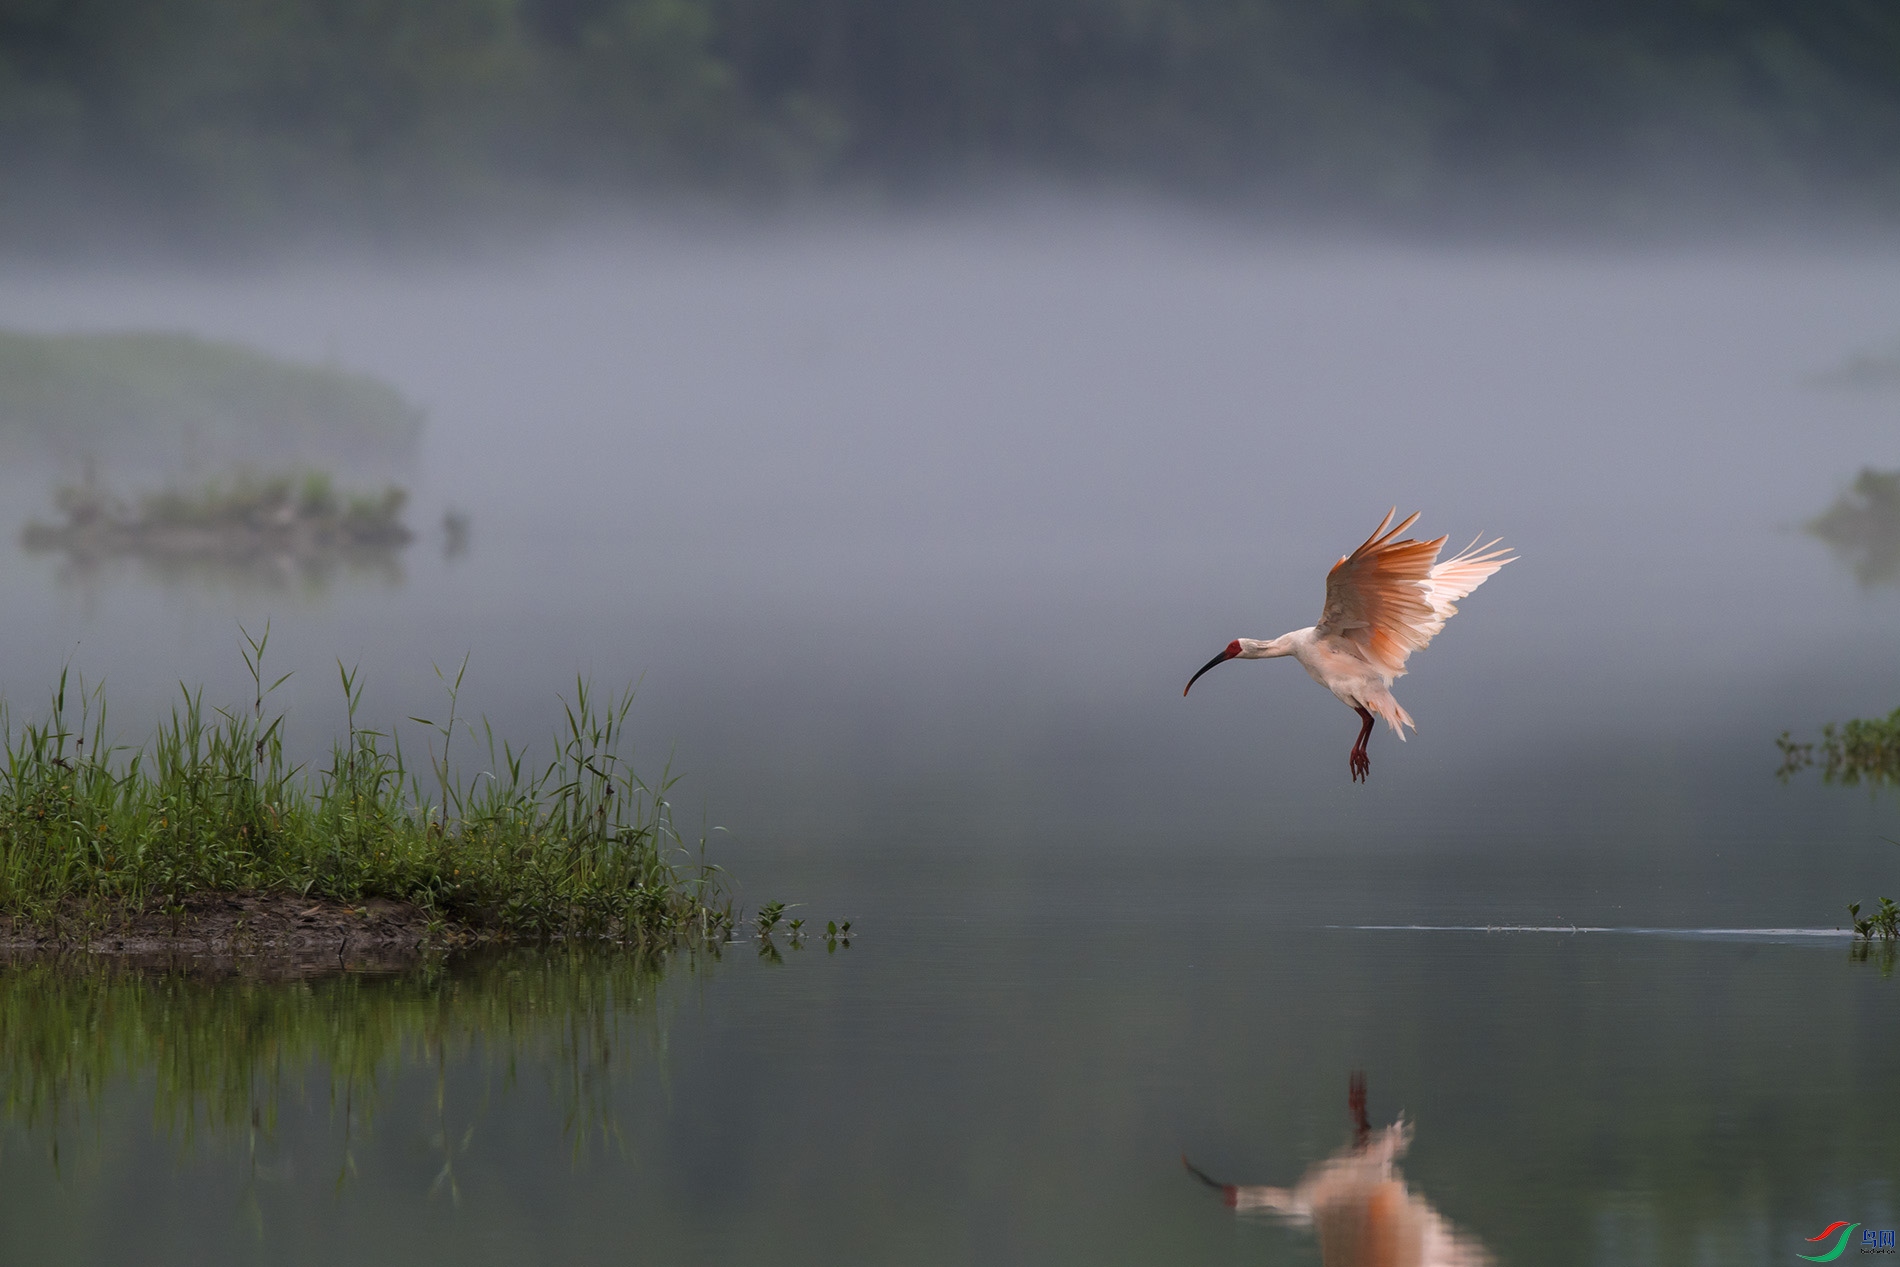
1183 509 1513 782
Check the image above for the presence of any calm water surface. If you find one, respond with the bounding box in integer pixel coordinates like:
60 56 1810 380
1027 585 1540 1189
0 917 1893 1265
0 214 1896 1262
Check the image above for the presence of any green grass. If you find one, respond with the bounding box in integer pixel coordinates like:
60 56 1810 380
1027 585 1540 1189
0 329 423 466
0 629 731 947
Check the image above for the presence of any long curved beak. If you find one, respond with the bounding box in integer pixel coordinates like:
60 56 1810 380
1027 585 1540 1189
1183 645 1239 696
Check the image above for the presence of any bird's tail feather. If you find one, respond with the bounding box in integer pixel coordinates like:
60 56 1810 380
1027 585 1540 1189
1367 694 1415 739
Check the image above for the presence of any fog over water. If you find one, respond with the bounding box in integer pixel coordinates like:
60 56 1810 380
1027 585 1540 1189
1 209 1896 925
8 5 1900 1254
6 207 1900 1266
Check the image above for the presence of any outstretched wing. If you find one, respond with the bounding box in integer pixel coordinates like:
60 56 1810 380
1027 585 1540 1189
1422 534 1514 623
1317 510 1512 680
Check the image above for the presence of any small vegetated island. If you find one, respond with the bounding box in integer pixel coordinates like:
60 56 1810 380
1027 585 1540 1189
6 328 432 579
22 469 413 579
0 648 735 964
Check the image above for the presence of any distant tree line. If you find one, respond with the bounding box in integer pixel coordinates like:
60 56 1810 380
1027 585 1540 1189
2 0 1899 240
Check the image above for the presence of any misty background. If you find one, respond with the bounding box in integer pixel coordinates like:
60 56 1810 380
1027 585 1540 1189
2 227 1896 926
4 12 1900 1263
0 2 1897 929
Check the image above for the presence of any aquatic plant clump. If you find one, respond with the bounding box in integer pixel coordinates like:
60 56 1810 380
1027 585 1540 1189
1808 467 1900 588
0 639 731 950
22 469 413 566
1777 706 1900 789
1779 706 1900 945
1848 899 1900 945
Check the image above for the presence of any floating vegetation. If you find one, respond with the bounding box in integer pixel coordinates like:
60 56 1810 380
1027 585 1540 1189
750 901 852 961
0 329 422 468
1780 707 1900 948
1807 467 1900 587
1848 899 1900 944
1778 706 1900 788
21 468 415 586
1849 900 1900 974
0 631 733 952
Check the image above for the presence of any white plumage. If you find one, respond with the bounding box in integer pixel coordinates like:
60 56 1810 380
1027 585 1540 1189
1184 509 1513 782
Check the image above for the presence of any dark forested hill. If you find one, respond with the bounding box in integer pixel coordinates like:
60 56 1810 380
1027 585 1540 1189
3 0 1897 238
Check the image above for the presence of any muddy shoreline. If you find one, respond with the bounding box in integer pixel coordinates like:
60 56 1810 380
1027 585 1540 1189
0 890 441 975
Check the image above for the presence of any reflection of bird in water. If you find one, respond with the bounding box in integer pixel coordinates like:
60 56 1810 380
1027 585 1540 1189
1183 510 1512 782
1184 1074 1492 1266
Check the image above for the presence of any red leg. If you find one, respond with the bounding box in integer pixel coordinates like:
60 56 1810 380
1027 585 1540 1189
1349 1071 1370 1148
1349 707 1374 782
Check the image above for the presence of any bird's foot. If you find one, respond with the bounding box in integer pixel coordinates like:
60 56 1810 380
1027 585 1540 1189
1350 748 1370 783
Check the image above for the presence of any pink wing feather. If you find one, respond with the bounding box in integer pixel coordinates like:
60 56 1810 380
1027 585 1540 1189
1317 510 1513 680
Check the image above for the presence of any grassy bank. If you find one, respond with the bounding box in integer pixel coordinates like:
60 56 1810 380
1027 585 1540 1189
0 633 731 949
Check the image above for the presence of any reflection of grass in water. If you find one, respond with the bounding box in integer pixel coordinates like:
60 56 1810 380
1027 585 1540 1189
0 949 675 1178
1808 467 1900 587
0 330 422 466
45 544 407 595
1852 936 1898 973
0 628 732 946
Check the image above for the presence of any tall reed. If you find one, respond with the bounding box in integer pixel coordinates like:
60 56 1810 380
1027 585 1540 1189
0 629 730 946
